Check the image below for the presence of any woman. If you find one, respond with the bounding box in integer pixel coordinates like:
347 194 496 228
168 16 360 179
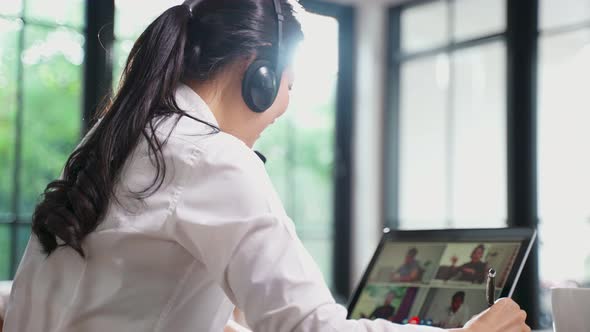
3 1 530 331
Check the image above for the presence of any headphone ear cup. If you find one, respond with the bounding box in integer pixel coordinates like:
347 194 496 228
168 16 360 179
242 59 279 113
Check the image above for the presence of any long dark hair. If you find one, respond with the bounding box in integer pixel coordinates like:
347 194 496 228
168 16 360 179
32 0 303 257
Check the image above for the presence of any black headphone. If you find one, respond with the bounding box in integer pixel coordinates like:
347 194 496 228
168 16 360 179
184 0 284 113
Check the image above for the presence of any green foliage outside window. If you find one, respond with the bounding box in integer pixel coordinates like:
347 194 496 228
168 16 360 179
0 8 83 279
19 26 82 215
0 19 19 217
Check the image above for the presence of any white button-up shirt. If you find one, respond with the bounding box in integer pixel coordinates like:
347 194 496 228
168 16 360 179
4 84 443 332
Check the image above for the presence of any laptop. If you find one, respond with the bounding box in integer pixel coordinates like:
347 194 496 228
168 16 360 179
347 228 536 328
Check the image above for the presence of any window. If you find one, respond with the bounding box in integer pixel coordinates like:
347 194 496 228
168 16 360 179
537 0 590 325
391 0 507 230
0 0 85 280
255 11 339 288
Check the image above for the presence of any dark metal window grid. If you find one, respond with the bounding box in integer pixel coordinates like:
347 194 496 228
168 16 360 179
386 0 508 228
298 1 355 300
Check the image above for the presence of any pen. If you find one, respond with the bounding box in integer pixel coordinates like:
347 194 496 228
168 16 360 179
486 268 496 307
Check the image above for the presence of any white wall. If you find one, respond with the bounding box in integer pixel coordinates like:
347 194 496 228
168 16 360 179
350 3 387 291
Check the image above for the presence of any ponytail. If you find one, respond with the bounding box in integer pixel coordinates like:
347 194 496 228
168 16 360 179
32 5 200 257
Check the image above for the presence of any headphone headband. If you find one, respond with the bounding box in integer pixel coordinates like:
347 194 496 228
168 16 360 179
183 0 203 18
271 0 283 71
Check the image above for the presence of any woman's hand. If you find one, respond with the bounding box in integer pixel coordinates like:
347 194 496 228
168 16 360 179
456 298 530 332
223 323 238 332
223 308 250 332
223 321 251 332
223 317 252 332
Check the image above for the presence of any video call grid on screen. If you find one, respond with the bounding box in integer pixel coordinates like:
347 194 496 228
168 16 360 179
349 240 522 328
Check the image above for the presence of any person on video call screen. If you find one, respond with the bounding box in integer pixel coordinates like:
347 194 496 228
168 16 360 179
432 291 470 328
445 244 488 283
391 248 423 282
359 291 397 322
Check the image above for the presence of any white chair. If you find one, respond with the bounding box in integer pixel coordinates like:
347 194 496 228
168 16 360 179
0 280 12 330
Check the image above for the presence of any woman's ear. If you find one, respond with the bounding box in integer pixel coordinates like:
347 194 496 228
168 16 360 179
236 55 256 79
218 56 254 92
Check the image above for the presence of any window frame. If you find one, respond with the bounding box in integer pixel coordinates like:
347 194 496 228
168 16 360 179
83 0 114 133
299 0 356 300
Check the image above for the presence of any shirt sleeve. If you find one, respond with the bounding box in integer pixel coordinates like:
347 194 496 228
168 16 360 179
169 136 445 332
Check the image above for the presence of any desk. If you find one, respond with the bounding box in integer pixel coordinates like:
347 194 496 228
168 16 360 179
0 281 11 313
0 279 558 332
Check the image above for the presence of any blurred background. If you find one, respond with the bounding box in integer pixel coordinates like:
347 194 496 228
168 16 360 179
0 0 588 329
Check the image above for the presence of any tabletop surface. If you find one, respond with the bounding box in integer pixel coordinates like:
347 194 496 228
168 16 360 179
0 280 559 331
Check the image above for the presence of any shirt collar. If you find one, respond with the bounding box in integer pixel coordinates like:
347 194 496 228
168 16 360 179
174 82 219 127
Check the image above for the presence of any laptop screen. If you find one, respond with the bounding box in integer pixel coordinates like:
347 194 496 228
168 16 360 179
348 240 522 328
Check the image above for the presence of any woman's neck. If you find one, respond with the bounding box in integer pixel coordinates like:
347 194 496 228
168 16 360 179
184 78 257 148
